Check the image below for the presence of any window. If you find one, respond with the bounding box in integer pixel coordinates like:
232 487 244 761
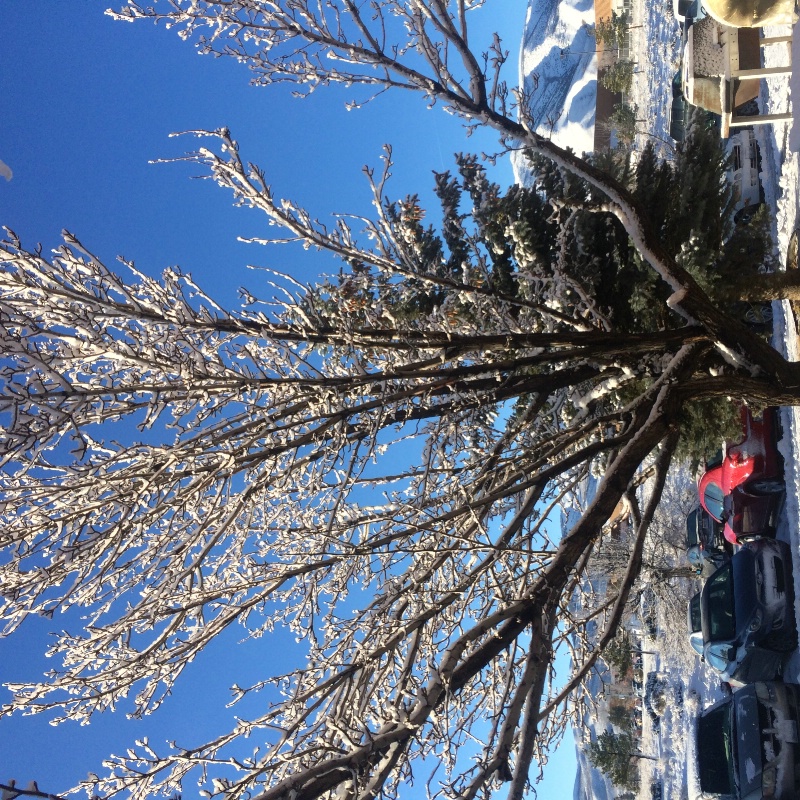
689 592 702 632
732 145 742 172
703 480 725 522
697 704 735 794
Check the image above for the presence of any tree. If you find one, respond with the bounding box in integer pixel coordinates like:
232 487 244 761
0 782 62 800
600 61 637 95
608 703 634 732
590 465 706 599
591 12 632 53
587 729 655 788
608 104 639 144
2 3 800 800
603 634 634 677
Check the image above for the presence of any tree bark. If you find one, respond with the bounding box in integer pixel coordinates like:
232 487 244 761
727 270 800 301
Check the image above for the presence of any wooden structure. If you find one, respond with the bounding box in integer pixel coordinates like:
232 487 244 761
720 26 793 135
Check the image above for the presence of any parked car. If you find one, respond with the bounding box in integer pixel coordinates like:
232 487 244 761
696 681 800 799
698 406 784 544
672 0 706 23
698 538 796 683
686 506 729 572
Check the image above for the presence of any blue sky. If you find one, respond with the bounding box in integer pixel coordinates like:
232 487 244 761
0 3 579 797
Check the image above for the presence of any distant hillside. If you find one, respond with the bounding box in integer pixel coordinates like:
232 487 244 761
516 0 597 178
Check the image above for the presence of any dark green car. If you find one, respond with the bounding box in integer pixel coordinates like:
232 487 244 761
697 682 800 799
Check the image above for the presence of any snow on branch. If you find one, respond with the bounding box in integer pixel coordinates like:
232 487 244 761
1 211 687 799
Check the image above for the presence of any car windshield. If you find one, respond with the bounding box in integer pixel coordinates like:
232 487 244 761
704 564 735 641
702 479 725 522
697 703 735 794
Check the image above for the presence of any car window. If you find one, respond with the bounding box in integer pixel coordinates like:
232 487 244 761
698 510 718 541
705 564 735 641
703 480 725 522
697 703 735 794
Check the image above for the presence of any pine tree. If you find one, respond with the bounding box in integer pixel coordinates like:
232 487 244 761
591 12 632 52
588 730 638 787
609 703 635 732
609 103 639 144
601 61 636 94
604 633 634 676
588 730 657 788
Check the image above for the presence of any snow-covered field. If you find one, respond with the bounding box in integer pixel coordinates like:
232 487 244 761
517 0 597 156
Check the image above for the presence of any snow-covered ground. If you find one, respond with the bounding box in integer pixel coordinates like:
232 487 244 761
623 19 800 800
762 23 800 695
518 1 799 798
626 0 682 153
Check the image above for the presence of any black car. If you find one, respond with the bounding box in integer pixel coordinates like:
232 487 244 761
699 538 796 683
697 682 800 799
686 506 728 571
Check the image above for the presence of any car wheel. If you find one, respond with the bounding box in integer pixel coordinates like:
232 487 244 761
743 303 773 327
750 478 785 495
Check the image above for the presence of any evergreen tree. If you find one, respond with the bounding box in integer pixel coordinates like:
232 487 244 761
588 730 638 787
304 122 763 467
609 703 634 732
591 11 632 52
609 103 639 144
589 730 656 788
601 61 636 94
604 633 634 676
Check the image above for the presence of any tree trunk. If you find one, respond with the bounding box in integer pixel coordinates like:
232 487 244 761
728 270 800 302
649 566 699 581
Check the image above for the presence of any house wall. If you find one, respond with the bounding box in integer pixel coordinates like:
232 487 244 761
595 82 623 151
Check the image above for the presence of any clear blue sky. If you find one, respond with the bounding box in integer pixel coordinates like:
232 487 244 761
0 3 578 797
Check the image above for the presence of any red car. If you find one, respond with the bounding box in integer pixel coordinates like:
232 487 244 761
698 406 784 545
